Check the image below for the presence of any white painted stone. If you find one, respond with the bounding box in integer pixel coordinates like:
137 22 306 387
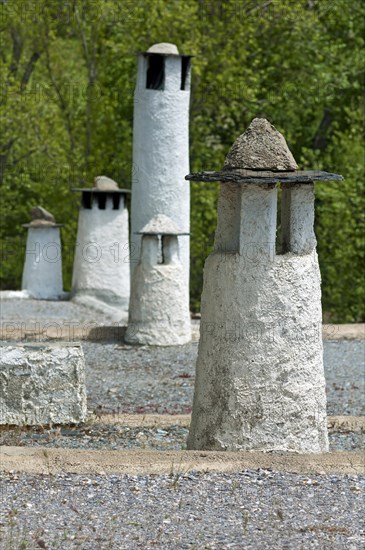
281 183 317 254
22 226 64 300
72 194 130 314
0 343 87 425
0 290 31 300
131 44 191 301
125 217 191 346
188 183 328 453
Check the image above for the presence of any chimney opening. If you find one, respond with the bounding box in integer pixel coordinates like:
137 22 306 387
157 236 164 264
146 55 164 90
112 193 121 210
98 194 106 210
181 57 190 91
82 192 92 209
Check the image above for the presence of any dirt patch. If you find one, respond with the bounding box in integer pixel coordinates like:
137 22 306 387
328 416 365 433
91 413 191 427
1 323 363 342
0 446 363 476
322 324 365 340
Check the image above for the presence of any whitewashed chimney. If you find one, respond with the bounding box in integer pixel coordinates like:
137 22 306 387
131 42 192 305
21 206 64 300
125 214 191 345
186 118 343 453
71 176 130 318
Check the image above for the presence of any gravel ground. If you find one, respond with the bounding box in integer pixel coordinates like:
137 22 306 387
1 422 364 453
324 341 365 416
1 298 364 416
83 342 196 415
1 299 364 548
0 297 113 325
82 340 365 417
1 470 364 549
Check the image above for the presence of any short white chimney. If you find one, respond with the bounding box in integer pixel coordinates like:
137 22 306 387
21 206 64 300
125 214 191 345
71 176 130 317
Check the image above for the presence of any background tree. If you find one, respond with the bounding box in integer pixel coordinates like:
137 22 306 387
0 0 363 321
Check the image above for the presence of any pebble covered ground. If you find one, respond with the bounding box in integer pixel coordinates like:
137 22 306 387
81 340 365 417
1 299 364 548
1 420 364 453
1 470 364 549
1 299 364 418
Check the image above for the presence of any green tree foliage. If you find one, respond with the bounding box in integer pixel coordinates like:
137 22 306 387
0 0 363 321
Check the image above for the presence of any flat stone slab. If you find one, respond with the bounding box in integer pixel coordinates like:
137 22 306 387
0 342 87 425
185 169 344 184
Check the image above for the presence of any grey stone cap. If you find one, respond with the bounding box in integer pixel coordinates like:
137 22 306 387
136 214 189 236
139 52 192 59
32 205 54 221
94 175 119 191
22 222 63 228
25 205 60 227
138 43 192 58
72 188 131 194
148 43 179 55
185 169 344 185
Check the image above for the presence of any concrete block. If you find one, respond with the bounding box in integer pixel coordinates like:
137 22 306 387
0 342 87 425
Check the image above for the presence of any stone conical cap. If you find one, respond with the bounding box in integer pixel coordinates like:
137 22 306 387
224 118 298 172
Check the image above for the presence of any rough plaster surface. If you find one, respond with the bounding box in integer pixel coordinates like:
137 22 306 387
71 198 130 312
188 251 328 453
224 118 298 171
21 227 64 300
282 184 316 254
131 52 190 296
0 343 86 425
125 261 191 346
188 183 328 453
